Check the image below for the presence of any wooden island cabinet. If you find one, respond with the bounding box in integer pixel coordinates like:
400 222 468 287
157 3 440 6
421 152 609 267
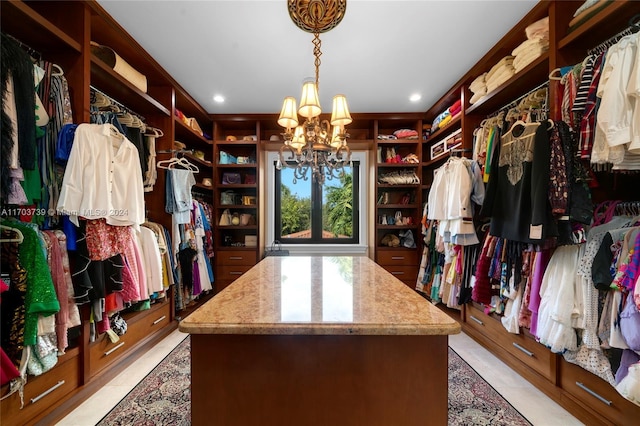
180 256 461 426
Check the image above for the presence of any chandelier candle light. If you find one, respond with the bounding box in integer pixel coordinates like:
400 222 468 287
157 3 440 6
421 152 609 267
277 0 352 184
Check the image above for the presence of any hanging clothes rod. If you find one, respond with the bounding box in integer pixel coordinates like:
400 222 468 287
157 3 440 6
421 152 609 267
487 81 549 118
4 33 42 60
588 15 640 55
156 148 195 154
89 85 146 121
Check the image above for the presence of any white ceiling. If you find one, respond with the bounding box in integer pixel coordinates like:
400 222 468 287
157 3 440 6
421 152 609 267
96 0 538 115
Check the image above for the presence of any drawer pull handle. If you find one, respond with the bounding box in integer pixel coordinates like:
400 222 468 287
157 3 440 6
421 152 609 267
575 382 612 406
230 271 243 275
104 342 125 356
229 256 243 260
152 315 166 325
391 271 404 275
391 256 405 260
512 342 534 357
469 315 484 326
31 380 65 404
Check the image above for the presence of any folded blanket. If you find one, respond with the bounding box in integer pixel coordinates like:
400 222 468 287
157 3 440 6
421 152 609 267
569 0 611 29
448 99 462 113
449 104 462 117
572 0 600 17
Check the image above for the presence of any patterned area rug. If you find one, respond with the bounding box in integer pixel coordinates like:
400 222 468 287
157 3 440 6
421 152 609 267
98 338 531 425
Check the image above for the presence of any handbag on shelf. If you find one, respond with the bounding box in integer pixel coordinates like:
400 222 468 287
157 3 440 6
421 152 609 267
240 213 255 226
219 151 237 165
263 240 289 258
242 195 257 205
221 190 239 205
90 41 148 93
219 209 232 226
187 117 203 136
222 172 242 185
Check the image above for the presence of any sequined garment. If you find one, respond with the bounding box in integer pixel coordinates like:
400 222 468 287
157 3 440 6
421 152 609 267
1 238 27 368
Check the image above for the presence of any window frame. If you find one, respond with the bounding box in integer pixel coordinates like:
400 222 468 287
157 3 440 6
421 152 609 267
266 151 368 255
274 160 360 244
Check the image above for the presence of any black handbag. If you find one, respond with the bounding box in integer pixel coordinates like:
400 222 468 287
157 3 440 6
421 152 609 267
263 240 289 258
222 172 241 185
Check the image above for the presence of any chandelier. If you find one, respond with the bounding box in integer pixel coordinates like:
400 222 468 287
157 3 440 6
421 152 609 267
277 0 352 184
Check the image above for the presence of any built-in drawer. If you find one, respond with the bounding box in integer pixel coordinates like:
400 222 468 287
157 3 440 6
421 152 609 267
376 249 419 266
378 264 419 289
89 302 171 376
559 357 640 425
1 351 79 426
218 264 254 281
380 264 418 280
216 250 257 266
465 303 554 381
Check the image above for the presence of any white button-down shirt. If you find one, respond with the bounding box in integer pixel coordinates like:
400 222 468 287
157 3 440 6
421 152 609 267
57 123 145 229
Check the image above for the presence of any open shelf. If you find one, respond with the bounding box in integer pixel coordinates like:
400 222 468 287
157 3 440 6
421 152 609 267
558 1 639 50
466 53 549 116
90 56 170 116
174 118 212 148
1 1 82 53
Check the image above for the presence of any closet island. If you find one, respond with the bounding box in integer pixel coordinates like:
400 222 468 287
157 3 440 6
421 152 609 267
179 255 460 426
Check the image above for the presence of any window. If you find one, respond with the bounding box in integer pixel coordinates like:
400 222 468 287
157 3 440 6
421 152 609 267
275 161 360 244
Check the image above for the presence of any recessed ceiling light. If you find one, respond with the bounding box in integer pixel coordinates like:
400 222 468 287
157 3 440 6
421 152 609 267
409 93 422 102
213 95 225 103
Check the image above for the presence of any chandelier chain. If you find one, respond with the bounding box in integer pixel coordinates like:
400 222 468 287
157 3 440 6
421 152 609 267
278 0 351 184
313 32 322 89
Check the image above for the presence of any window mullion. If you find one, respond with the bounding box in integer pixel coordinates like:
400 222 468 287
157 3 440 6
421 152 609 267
311 179 323 243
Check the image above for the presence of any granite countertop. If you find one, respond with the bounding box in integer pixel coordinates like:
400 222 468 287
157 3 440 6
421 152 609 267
179 256 461 336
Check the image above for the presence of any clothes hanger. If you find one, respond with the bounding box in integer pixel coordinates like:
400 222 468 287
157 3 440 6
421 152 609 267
156 157 181 169
157 157 199 173
51 63 64 77
145 127 164 138
0 224 24 244
547 119 555 130
177 156 199 173
548 68 563 81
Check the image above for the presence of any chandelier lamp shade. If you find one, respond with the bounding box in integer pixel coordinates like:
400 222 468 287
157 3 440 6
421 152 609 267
277 0 352 184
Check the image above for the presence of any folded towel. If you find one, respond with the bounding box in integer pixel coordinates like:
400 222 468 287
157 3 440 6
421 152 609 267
438 114 453 129
448 99 462 113
525 16 549 41
486 68 516 93
512 38 548 57
470 73 487 92
486 63 515 84
486 56 515 81
513 48 547 72
470 91 486 105
449 104 462 117
514 55 543 73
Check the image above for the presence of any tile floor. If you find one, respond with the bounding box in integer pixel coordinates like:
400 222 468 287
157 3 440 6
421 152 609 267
56 329 585 426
